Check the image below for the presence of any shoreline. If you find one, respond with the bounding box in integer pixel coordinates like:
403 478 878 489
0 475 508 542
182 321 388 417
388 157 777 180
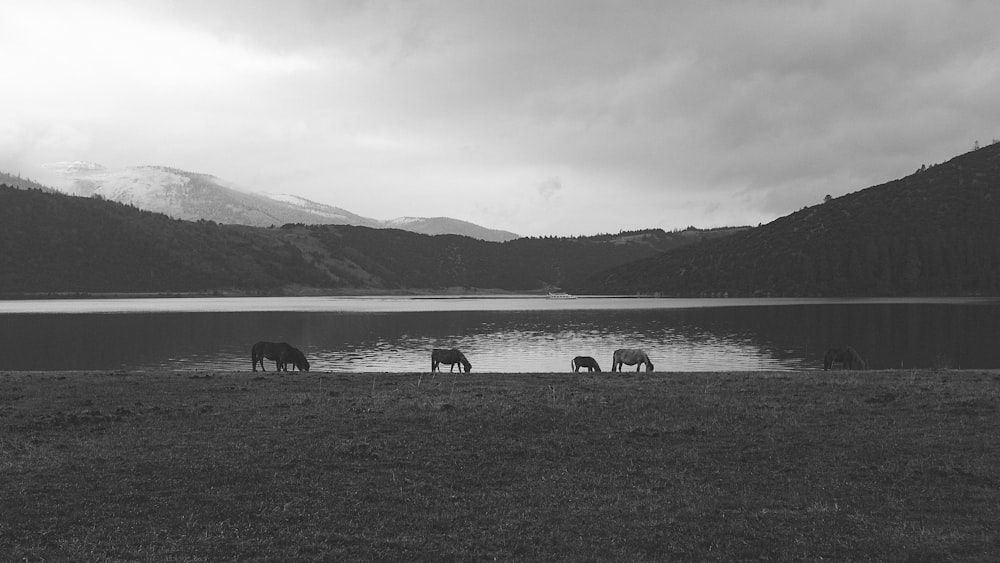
4 367 1000 375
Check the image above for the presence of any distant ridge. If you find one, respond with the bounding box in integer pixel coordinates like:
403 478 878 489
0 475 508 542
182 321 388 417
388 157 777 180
39 162 519 242
381 216 521 241
571 143 1000 297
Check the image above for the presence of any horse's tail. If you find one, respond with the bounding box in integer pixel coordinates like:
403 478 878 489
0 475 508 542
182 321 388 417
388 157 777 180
251 341 262 371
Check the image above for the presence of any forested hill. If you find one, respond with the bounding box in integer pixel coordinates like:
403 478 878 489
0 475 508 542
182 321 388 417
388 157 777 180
0 172 55 193
570 143 1000 297
0 186 742 295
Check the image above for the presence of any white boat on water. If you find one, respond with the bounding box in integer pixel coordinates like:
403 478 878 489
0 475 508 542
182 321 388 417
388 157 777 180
547 292 577 299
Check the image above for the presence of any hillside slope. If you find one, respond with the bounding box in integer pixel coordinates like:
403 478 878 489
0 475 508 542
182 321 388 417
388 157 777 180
0 189 329 294
0 187 737 295
572 144 1000 297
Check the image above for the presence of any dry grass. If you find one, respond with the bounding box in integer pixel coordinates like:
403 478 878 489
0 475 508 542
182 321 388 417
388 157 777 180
3 369 1000 561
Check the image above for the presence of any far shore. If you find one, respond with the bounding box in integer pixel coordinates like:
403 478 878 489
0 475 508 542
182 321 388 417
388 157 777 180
4 368 1000 560
0 287 554 300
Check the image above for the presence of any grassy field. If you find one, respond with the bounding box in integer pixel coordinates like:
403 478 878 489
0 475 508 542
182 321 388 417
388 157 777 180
2 369 1000 561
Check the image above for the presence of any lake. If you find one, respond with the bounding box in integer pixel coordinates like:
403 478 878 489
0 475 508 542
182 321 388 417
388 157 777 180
1 296 999 372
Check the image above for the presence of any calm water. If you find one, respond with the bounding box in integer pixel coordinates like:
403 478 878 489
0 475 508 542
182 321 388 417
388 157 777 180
1 296 998 372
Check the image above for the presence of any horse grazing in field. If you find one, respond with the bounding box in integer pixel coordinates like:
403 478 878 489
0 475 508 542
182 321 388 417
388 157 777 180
571 356 602 373
823 346 867 370
612 349 654 372
252 341 310 372
431 348 472 373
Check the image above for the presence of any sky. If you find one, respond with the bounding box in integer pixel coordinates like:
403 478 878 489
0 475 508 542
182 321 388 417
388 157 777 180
2 0 999 237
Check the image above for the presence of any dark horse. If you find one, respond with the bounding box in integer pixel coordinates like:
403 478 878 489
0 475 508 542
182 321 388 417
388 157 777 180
431 348 472 373
252 341 310 372
571 356 602 373
612 348 654 372
823 346 867 370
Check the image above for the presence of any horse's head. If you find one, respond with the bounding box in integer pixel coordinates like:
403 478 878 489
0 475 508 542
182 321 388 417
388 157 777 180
291 349 310 372
462 358 472 373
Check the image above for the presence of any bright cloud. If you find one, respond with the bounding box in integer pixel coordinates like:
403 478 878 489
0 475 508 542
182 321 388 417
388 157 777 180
3 0 1000 236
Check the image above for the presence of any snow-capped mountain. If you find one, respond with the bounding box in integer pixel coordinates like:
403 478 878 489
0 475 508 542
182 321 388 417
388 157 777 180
40 162 519 241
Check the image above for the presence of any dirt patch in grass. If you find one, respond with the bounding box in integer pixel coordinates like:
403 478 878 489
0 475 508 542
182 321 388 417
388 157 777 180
2 369 1000 560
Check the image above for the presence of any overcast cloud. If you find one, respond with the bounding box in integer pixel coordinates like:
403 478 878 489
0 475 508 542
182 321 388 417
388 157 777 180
2 0 999 236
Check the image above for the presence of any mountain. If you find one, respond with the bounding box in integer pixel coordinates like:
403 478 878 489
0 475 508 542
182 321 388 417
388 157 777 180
260 193 381 227
570 143 1000 297
41 162 519 241
0 185 736 295
268 193 520 241
383 216 524 241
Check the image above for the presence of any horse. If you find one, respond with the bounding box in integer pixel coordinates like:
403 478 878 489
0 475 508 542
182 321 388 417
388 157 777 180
823 346 867 370
571 356 602 373
612 348 654 372
252 341 310 372
431 348 472 373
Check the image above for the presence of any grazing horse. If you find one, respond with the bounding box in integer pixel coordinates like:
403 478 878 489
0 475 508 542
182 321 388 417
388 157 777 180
252 341 310 372
571 356 602 373
612 348 654 372
431 348 472 373
823 346 867 370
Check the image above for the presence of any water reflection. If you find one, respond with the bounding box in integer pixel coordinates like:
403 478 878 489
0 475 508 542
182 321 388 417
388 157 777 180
1 298 998 372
